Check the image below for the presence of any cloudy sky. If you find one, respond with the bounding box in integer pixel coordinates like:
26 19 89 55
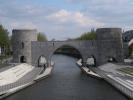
0 0 133 40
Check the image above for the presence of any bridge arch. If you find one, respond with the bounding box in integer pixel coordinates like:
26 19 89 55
48 44 84 66
32 41 99 67
38 55 47 67
86 55 97 67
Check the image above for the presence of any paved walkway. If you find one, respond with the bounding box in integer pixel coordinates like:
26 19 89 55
99 63 133 84
0 64 43 95
0 63 34 86
96 63 133 99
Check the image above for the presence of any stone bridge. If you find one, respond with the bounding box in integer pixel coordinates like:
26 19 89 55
12 28 124 67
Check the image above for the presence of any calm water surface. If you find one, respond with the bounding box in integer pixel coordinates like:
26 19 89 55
4 54 129 100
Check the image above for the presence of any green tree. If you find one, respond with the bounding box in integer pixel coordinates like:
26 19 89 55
37 32 47 41
0 25 10 55
75 29 96 40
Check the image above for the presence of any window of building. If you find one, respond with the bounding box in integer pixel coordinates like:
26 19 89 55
21 42 24 49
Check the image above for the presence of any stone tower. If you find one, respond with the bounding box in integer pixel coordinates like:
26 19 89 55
12 29 37 64
96 28 124 65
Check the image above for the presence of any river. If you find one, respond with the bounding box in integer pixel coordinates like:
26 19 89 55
4 54 129 100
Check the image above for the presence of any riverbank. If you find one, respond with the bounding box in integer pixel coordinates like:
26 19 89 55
76 59 102 79
92 63 133 100
76 59 133 99
0 63 53 99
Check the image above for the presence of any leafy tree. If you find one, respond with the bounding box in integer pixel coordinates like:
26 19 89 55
37 32 47 42
0 25 10 55
75 29 96 40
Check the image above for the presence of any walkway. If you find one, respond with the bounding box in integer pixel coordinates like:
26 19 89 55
96 63 133 99
0 64 43 95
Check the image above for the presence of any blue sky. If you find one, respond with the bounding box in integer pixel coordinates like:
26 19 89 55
0 0 133 40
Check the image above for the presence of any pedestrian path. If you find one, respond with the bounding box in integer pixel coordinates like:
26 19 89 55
107 74 133 91
0 64 44 95
0 63 34 86
96 63 133 99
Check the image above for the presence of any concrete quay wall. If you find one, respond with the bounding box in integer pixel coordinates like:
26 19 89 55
93 69 133 99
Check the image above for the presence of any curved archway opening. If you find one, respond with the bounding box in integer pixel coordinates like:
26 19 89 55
54 45 82 59
20 56 26 63
38 55 47 68
107 56 117 63
50 45 83 68
86 56 96 67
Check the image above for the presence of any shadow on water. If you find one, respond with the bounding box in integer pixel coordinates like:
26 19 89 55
4 54 129 100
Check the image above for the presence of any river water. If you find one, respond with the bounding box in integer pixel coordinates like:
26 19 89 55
4 54 129 100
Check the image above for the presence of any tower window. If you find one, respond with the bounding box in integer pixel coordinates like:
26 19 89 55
21 42 24 49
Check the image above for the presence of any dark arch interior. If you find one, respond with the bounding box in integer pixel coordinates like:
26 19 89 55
107 56 117 62
50 45 83 66
20 56 26 63
53 45 83 59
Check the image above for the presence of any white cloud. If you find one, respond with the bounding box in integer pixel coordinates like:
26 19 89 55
47 9 70 23
67 0 133 29
46 9 104 27
72 12 104 27
1 0 133 40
